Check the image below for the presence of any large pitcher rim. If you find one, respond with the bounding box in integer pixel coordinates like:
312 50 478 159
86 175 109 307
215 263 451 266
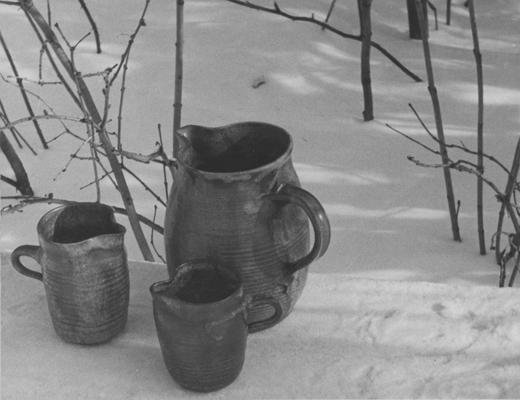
37 202 126 245
175 121 294 178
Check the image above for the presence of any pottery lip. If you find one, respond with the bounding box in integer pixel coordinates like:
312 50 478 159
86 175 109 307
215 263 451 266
36 202 126 247
150 260 246 317
175 121 294 180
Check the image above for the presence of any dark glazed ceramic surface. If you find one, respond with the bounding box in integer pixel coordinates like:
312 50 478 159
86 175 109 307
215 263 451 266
150 261 281 392
164 122 331 331
10 203 129 344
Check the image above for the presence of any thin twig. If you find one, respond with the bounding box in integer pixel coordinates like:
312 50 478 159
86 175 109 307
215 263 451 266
508 250 520 287
0 30 48 148
79 169 112 190
108 0 150 160
1 72 88 148
467 0 486 254
322 0 337 29
21 0 154 261
121 164 167 207
495 139 520 264
157 124 170 199
173 0 184 156
77 0 101 53
415 0 461 241
357 0 374 121
22 6 83 110
0 98 23 150
386 123 439 155
109 0 150 85
0 195 164 234
408 103 509 175
53 135 93 181
0 130 34 195
406 155 502 196
0 113 86 131
426 0 438 30
46 0 50 25
87 123 101 201
150 205 166 263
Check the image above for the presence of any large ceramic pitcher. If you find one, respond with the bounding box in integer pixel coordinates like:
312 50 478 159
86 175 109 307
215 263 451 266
165 122 331 331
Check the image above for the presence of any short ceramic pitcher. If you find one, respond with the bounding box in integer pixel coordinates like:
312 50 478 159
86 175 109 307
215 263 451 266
150 260 282 392
165 122 331 331
10 202 129 344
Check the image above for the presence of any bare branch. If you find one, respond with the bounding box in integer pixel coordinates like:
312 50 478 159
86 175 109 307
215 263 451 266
77 0 101 53
386 123 439 155
224 0 422 82
20 0 155 261
0 30 48 148
150 205 166 263
22 6 83 109
109 0 150 85
173 0 184 155
0 131 34 195
157 124 170 199
0 98 34 153
0 195 164 234
408 103 509 175
121 164 167 207
406 155 502 196
415 0 461 241
358 0 374 121
322 0 337 29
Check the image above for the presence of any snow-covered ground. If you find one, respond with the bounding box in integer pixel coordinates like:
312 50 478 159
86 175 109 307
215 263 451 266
1 0 520 397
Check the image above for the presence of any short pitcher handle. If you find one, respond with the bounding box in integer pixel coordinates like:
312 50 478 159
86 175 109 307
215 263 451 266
204 294 283 338
10 245 43 281
266 183 331 275
246 294 283 333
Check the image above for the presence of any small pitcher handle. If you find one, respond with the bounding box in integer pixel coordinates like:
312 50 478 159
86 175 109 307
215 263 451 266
246 294 283 333
10 245 43 281
266 183 331 275
204 294 283 338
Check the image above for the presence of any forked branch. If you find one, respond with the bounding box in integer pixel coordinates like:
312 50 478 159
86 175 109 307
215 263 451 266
20 0 154 261
224 0 422 83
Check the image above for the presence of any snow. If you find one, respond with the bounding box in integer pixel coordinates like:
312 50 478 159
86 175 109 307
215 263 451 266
1 0 520 397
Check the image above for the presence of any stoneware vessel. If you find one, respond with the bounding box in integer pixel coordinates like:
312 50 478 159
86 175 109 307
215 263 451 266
10 202 129 344
150 260 282 392
165 122 331 331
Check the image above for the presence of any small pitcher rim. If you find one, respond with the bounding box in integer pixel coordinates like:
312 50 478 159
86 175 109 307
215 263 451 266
37 202 126 245
150 261 244 310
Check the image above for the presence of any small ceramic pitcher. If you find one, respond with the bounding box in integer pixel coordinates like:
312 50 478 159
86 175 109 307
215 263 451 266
150 261 282 392
10 202 129 345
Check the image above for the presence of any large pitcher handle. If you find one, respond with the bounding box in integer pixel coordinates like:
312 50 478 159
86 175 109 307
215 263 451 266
267 184 331 275
10 245 43 281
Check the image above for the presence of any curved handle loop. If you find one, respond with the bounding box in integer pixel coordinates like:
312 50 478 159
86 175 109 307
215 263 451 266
204 294 282 338
247 294 283 333
10 245 43 281
267 183 331 275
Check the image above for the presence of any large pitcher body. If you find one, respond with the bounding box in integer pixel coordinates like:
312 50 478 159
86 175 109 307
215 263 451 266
164 122 330 331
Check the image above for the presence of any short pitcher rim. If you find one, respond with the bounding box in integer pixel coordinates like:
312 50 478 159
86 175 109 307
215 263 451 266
37 202 126 246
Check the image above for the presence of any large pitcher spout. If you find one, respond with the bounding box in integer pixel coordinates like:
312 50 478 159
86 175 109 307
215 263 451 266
175 125 212 149
175 125 219 162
